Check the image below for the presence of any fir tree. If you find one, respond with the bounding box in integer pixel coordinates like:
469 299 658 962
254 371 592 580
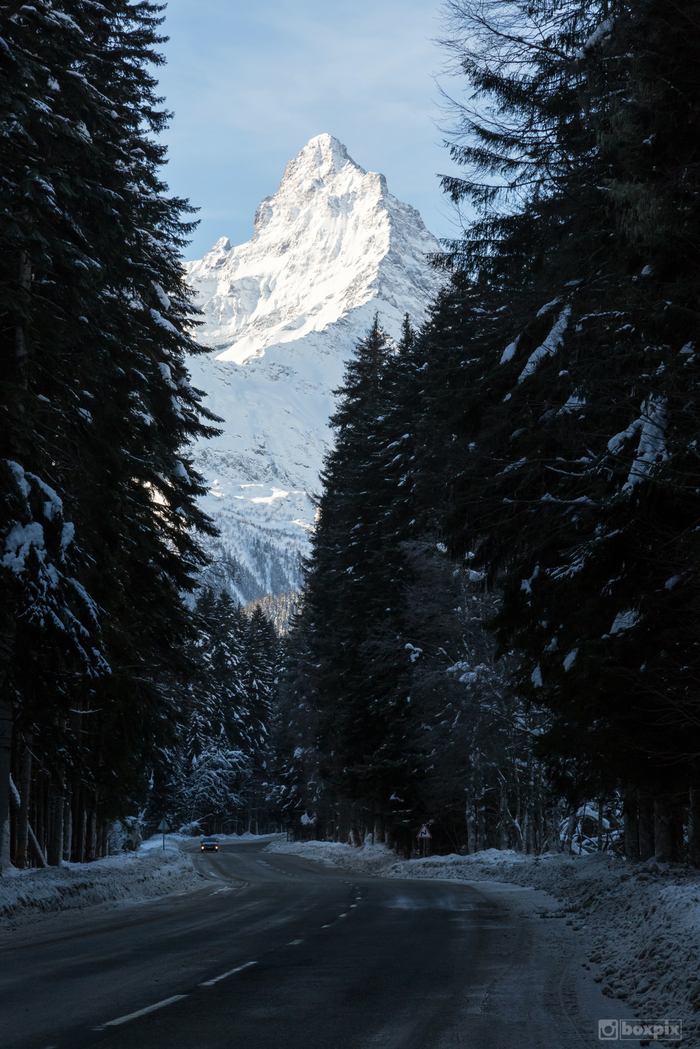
433 0 700 858
0 0 220 866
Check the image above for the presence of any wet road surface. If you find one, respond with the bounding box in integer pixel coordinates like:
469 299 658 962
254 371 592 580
0 839 609 1048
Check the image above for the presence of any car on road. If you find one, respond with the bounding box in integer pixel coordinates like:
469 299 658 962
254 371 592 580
200 836 219 852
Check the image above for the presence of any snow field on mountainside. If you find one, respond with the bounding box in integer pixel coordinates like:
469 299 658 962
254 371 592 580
0 834 200 927
268 839 700 1045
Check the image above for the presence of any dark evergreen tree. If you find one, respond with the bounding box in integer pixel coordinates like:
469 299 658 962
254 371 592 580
268 597 328 836
274 1 700 862
432 0 700 859
297 319 422 839
243 606 276 749
0 0 220 866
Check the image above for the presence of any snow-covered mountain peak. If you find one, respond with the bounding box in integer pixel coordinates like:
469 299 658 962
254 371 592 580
278 132 359 187
185 134 440 366
185 136 444 603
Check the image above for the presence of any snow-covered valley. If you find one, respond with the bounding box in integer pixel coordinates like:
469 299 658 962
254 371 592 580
185 134 444 602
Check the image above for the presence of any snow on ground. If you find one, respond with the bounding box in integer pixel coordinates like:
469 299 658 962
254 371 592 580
268 839 699 1045
203 831 282 843
0 833 201 928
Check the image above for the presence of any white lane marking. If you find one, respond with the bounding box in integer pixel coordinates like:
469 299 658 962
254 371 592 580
350 904 357 908
338 912 349 918
96 994 188 1028
321 924 331 928
199 960 257 987
287 939 303 945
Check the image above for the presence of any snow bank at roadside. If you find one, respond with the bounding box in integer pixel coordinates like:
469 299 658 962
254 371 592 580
202 832 282 844
268 840 700 1045
0 834 200 927
268 839 397 875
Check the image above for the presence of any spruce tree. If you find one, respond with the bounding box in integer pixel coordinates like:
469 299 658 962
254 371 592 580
0 0 220 865
433 0 700 856
287 319 425 842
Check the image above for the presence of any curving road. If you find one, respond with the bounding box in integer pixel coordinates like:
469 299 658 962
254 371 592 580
0 839 611 1049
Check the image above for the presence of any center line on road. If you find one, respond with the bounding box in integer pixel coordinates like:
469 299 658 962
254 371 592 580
287 939 304 945
95 994 188 1029
200 960 258 987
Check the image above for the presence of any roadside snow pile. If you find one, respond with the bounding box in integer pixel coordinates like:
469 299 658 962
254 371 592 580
207 832 282 844
268 839 397 876
0 834 200 926
269 840 700 1044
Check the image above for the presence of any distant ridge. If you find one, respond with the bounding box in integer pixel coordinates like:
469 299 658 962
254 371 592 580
243 591 301 636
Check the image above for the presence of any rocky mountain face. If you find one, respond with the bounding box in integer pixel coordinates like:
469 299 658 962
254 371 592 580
185 134 444 603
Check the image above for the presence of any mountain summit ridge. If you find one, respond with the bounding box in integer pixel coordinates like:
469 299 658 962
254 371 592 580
185 135 443 602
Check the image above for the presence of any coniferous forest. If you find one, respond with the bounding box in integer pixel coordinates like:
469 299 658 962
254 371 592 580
3 0 700 870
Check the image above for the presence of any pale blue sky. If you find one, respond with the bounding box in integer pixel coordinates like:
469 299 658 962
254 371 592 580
156 0 463 260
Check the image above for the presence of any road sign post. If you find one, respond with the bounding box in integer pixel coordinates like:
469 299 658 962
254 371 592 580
417 823 432 858
157 818 171 851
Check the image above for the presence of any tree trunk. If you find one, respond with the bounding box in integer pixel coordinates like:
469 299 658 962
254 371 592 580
33 772 43 861
514 761 522 843
100 820 109 859
466 791 477 854
562 809 577 854
63 794 72 863
85 805 97 863
1 816 9 871
28 822 47 867
0 700 13 873
551 803 561 852
47 783 63 866
638 795 655 860
8 775 46 867
476 794 486 852
654 794 682 863
534 769 544 854
688 787 700 867
623 788 639 862
348 805 361 847
337 801 350 845
523 760 534 855
498 780 509 850
15 248 31 399
73 783 86 863
15 743 31 868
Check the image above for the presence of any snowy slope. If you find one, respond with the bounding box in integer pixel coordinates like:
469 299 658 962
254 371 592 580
185 134 444 602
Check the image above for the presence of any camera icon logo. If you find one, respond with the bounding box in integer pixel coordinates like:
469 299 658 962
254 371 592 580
599 1019 619 1040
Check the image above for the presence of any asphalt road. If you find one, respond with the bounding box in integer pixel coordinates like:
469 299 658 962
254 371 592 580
0 840 607 1049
